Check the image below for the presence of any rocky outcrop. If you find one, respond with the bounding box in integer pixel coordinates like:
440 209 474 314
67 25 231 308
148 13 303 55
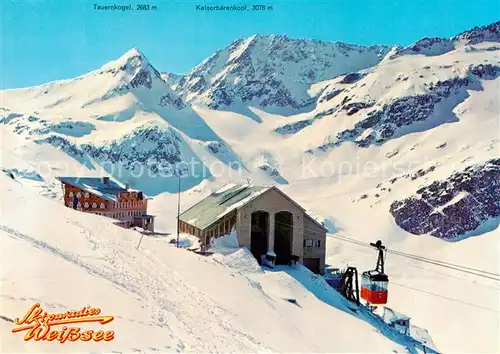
453 21 500 45
318 88 344 103
275 105 343 135
390 159 500 240
258 164 288 184
341 101 374 116
1 111 95 138
159 92 186 110
469 63 500 79
316 66 500 151
393 37 455 57
275 119 314 135
82 124 182 174
339 72 366 84
392 21 500 58
49 121 95 136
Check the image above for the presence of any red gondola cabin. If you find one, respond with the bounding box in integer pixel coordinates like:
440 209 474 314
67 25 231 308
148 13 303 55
360 271 388 305
360 240 389 305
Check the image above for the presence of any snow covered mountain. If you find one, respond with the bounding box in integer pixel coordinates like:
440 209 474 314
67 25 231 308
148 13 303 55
174 35 391 110
2 21 498 236
393 20 500 57
1 21 499 353
0 48 248 194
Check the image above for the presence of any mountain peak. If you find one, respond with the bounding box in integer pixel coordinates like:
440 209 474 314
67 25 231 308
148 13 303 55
121 47 144 59
97 48 170 92
101 47 150 74
116 47 149 69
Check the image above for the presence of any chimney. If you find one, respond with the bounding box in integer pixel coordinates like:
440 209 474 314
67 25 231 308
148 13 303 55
102 177 110 185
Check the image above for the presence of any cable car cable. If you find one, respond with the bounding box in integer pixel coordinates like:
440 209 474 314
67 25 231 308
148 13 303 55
330 234 500 281
331 233 500 276
265 219 500 280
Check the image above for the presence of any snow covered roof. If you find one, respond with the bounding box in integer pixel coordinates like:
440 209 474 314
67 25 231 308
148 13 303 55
382 307 410 324
56 177 143 202
179 183 329 232
179 184 271 230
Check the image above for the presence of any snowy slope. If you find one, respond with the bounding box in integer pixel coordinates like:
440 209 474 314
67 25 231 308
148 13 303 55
0 174 403 352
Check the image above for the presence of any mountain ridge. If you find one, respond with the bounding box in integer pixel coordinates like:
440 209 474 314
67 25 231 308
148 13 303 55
1 20 498 243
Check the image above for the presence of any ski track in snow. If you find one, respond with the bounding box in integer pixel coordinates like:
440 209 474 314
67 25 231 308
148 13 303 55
0 223 269 352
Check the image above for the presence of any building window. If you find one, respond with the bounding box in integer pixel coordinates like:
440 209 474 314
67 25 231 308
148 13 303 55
84 202 89 208
304 239 313 247
92 202 97 208
314 240 321 247
100 202 105 209
69 191 74 197
76 192 82 198
84 192 90 198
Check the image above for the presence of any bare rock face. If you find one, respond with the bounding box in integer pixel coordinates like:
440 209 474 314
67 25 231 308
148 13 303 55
82 124 182 173
159 92 185 110
452 21 500 45
390 159 500 240
393 37 455 57
316 65 500 152
339 72 366 84
275 119 314 135
391 21 500 58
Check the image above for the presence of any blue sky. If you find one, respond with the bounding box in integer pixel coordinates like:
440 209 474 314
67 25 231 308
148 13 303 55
1 0 498 89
